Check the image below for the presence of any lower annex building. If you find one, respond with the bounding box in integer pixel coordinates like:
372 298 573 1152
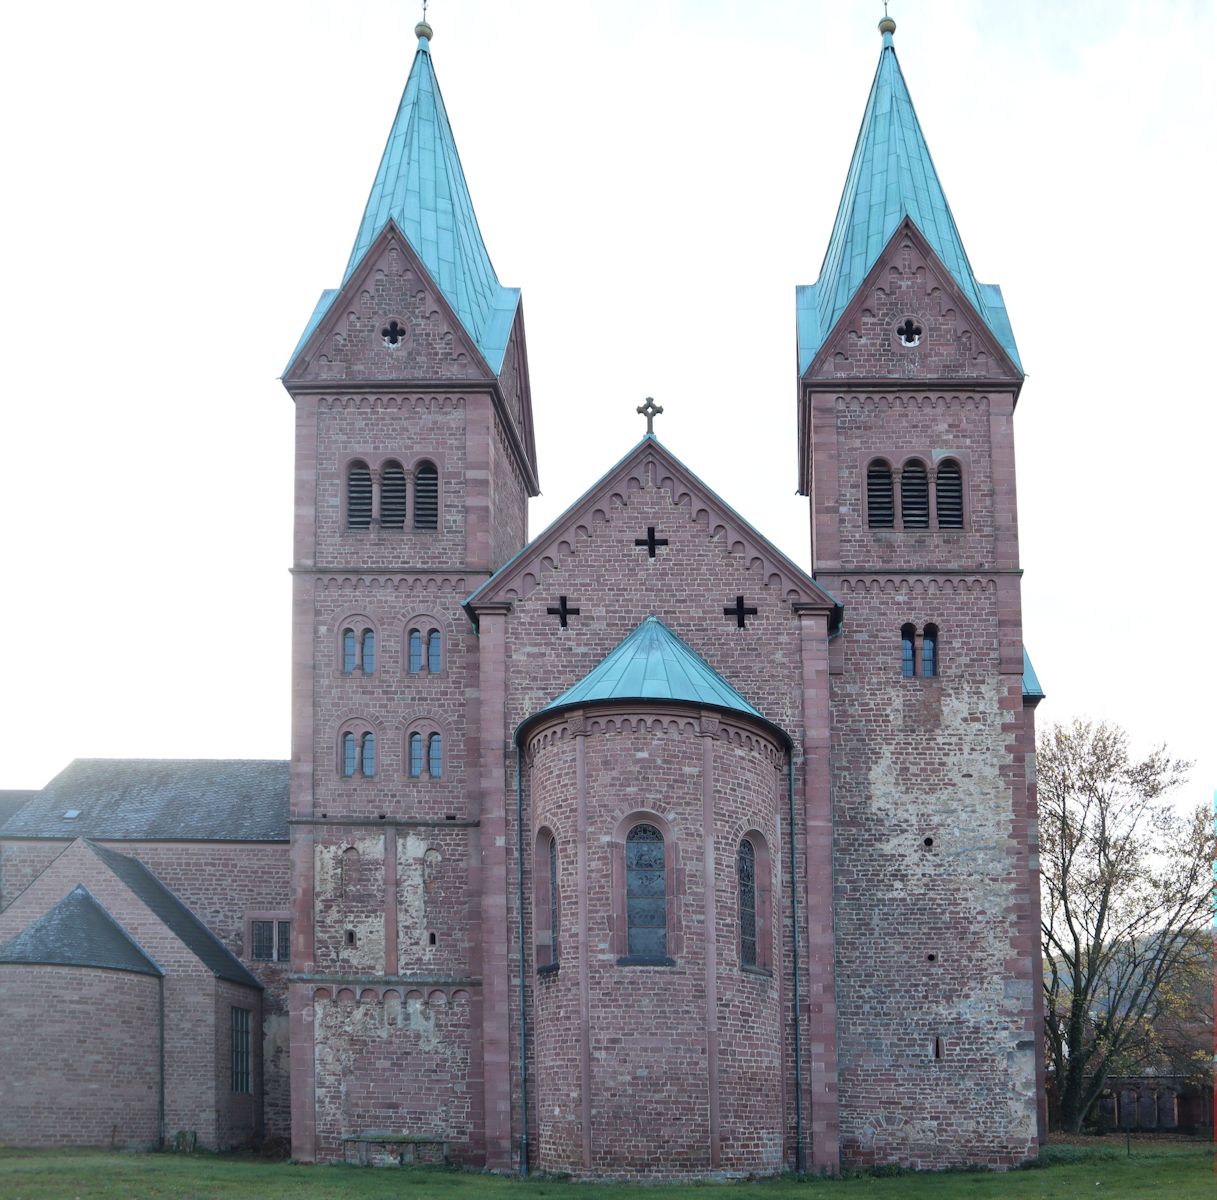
0 15 1047 1177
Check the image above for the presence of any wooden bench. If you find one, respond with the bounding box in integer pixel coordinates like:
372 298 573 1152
341 1132 450 1166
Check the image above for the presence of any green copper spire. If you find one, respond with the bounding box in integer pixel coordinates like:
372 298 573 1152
537 616 766 722
797 18 1021 374
289 23 519 374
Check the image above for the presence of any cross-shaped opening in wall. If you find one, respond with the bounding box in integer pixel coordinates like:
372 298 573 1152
382 320 407 347
723 596 758 629
546 596 580 628
634 527 668 558
897 318 922 347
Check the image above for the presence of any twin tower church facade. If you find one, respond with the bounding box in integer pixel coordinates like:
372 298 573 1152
0 16 1043 1178
282 16 1044 1175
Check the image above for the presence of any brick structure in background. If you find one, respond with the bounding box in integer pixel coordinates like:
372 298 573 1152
0 15 1047 1176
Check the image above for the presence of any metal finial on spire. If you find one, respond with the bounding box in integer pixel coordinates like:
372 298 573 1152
636 397 663 436
416 0 433 42
879 5 896 42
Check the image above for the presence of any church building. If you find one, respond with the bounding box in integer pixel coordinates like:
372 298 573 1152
0 14 1045 1177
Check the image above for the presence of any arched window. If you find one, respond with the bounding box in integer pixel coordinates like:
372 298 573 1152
342 629 357 674
626 824 666 960
347 461 372 529
407 629 423 673
936 460 963 528
341 846 361 897
534 828 560 970
922 624 939 678
360 629 375 673
427 733 443 779
408 732 423 778
381 460 407 529
901 623 917 677
341 732 357 777
738 838 757 968
427 629 442 674
413 461 439 530
360 732 376 777
901 460 929 528
548 834 559 964
867 460 894 529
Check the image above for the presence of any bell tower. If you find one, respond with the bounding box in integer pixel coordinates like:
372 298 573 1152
282 20 538 1164
796 16 1042 1167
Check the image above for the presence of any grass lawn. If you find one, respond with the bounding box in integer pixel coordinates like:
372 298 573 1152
0 1139 1210 1200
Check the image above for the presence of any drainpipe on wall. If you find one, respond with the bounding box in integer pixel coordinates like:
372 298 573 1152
788 756 805 1172
515 746 529 1177
158 974 166 1148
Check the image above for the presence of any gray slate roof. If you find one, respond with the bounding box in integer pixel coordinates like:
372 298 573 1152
0 884 162 977
88 842 262 990
0 759 289 842
0 790 37 825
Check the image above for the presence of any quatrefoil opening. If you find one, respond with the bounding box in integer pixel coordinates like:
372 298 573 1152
896 318 923 347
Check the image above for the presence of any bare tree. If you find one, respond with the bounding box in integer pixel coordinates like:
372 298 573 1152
1037 719 1212 1132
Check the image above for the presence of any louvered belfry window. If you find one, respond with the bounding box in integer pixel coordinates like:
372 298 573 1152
626 824 666 959
381 461 407 529
901 461 930 528
414 462 439 530
867 461 894 528
936 460 963 528
347 461 372 529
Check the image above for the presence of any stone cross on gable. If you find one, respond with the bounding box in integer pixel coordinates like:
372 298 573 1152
636 397 663 436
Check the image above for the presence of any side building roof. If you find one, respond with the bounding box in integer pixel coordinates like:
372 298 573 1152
87 842 261 989
0 884 162 978
0 759 289 842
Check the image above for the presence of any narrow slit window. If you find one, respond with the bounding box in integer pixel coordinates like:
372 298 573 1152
428 733 443 779
342 628 357 674
360 732 376 778
922 624 939 678
548 834 560 964
738 838 757 968
408 732 423 778
867 461 894 529
341 732 357 777
360 629 375 674
414 462 439 530
427 629 441 674
626 824 666 960
381 461 407 529
347 461 372 529
936 460 963 528
901 460 930 529
408 629 423 674
901 623 917 678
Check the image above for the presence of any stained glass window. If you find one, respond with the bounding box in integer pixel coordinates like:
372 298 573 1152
626 824 666 959
739 839 757 967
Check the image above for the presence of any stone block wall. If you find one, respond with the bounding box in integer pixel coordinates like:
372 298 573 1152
0 964 160 1148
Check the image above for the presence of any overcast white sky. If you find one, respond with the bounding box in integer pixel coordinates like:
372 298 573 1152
1 1 1212 813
